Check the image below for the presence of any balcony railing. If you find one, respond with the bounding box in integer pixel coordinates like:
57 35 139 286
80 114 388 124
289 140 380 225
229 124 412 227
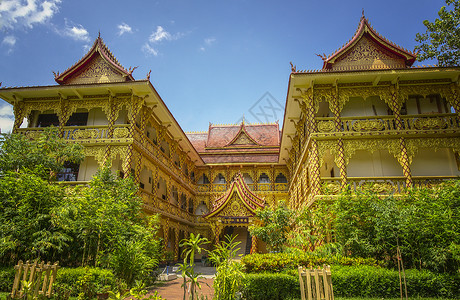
320 176 458 194
315 113 459 134
17 125 131 140
196 182 288 193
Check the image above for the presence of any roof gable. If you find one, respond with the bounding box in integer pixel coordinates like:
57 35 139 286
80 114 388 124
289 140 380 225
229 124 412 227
54 36 135 85
226 123 260 147
205 173 265 219
321 15 417 71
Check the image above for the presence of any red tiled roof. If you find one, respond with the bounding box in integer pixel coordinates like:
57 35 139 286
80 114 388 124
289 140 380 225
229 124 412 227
202 154 279 164
186 123 281 164
206 123 280 148
55 35 135 84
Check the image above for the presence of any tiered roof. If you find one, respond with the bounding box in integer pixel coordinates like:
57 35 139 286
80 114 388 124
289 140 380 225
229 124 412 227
186 122 281 164
205 172 265 218
54 35 135 85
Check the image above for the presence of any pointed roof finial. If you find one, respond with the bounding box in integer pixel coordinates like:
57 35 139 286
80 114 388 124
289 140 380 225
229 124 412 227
362 8 365 19
98 30 101 38
242 114 245 125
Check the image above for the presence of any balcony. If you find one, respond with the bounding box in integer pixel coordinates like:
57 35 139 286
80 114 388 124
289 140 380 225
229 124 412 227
320 176 458 195
315 113 459 137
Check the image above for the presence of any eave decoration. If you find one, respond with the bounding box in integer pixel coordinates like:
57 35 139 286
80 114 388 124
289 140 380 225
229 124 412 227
319 13 417 71
205 173 265 220
54 34 136 85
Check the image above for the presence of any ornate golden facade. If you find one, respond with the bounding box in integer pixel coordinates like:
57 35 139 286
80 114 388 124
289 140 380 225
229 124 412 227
1 16 459 256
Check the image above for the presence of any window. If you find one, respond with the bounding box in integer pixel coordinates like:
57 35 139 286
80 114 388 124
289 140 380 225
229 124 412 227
56 161 79 181
66 112 88 126
36 114 59 127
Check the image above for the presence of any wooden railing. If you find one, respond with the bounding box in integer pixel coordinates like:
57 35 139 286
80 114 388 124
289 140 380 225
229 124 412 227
315 113 459 134
320 176 458 194
195 182 288 193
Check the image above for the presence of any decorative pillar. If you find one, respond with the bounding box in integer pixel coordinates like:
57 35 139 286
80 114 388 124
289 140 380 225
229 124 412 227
329 87 347 189
174 227 180 260
449 82 460 118
103 96 121 164
122 95 143 179
250 235 258 254
58 97 72 138
389 83 412 187
134 106 151 184
12 99 25 133
163 219 170 253
299 87 321 198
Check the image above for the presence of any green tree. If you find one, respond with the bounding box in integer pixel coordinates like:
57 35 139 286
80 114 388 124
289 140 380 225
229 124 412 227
249 201 292 252
0 171 70 265
0 129 84 181
208 234 245 300
179 233 210 300
56 166 161 269
415 0 460 66
329 181 460 273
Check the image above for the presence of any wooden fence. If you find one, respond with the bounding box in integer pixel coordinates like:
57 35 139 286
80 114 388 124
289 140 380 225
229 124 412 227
298 265 334 300
8 260 59 299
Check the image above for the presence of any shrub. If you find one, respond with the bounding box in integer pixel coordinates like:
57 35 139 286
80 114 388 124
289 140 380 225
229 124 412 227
240 273 300 300
241 252 380 273
282 265 460 298
56 267 115 297
0 267 15 292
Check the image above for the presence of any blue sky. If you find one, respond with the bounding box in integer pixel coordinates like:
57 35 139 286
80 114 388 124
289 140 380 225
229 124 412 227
0 0 446 133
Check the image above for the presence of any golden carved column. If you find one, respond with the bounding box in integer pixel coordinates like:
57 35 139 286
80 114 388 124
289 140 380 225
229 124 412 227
163 219 170 253
300 88 321 198
58 97 72 138
329 87 347 189
12 99 25 133
449 82 460 118
389 83 412 187
122 95 143 178
250 235 258 254
152 165 159 206
174 227 180 260
103 96 121 164
134 106 151 183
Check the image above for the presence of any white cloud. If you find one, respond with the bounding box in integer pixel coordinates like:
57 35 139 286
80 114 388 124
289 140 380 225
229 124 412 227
149 26 172 43
204 37 216 45
2 35 16 47
55 19 90 42
142 43 158 56
117 22 132 36
200 37 216 51
0 103 14 133
0 0 61 29
143 25 183 56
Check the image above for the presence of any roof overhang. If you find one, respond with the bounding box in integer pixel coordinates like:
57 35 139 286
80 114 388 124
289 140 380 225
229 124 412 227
279 67 460 163
0 80 205 165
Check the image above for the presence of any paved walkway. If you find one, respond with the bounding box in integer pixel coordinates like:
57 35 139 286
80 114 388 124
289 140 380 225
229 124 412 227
149 265 216 299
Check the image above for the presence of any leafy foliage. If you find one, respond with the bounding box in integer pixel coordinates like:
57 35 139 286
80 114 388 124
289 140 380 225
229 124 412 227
0 171 70 265
240 273 300 300
0 129 84 181
249 201 293 252
55 166 161 270
311 181 460 273
241 252 380 274
415 0 460 66
208 235 245 300
178 233 210 300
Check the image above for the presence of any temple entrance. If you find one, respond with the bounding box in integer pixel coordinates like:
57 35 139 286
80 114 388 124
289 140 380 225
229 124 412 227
222 226 252 256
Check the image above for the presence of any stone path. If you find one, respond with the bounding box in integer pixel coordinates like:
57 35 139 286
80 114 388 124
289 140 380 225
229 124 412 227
148 277 214 300
149 265 216 299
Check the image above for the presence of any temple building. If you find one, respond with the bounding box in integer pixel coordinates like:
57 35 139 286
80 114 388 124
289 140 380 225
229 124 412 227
1 15 459 257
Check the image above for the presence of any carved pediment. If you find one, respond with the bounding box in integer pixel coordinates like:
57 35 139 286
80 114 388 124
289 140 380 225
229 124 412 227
332 35 406 70
229 131 258 146
65 55 126 84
